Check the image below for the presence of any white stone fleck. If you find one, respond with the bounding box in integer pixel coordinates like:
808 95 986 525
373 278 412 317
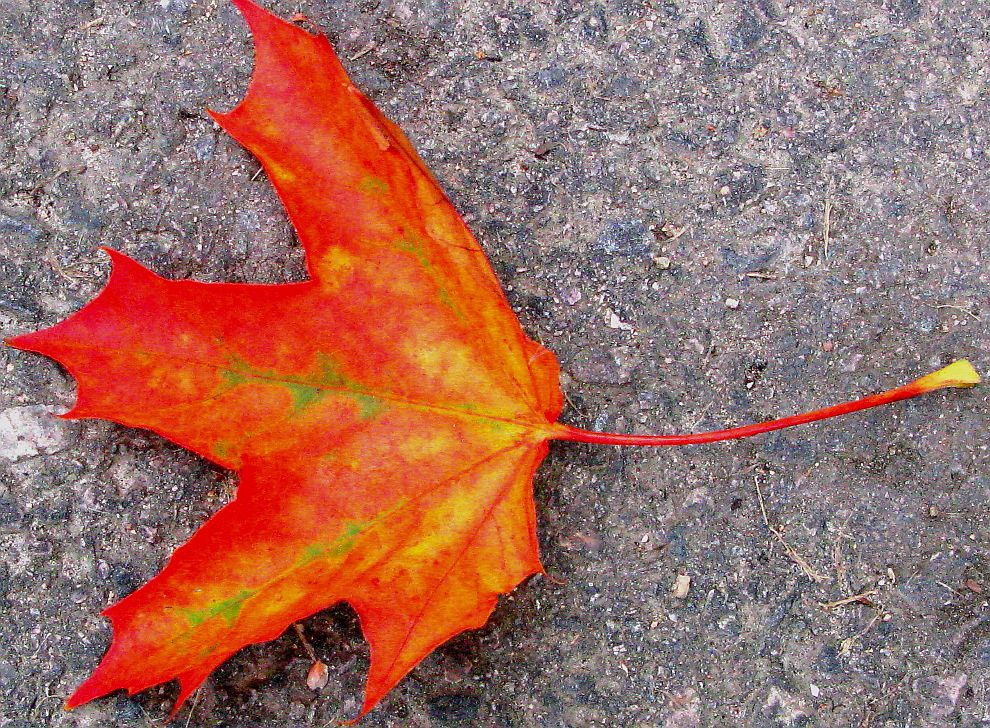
0 406 71 461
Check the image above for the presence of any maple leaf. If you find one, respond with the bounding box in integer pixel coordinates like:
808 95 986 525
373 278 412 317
5 0 979 721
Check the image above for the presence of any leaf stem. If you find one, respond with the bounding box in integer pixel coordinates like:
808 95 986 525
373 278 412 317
554 359 979 447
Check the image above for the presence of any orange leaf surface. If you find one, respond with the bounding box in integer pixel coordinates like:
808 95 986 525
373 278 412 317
6 0 978 721
11 1 562 717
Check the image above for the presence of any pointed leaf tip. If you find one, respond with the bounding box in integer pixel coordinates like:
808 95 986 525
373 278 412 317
230 0 314 40
230 0 270 23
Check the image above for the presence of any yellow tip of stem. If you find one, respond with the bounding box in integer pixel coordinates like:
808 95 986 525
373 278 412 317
913 359 981 392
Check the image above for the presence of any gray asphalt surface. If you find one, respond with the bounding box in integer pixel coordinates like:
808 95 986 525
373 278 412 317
1 1 988 726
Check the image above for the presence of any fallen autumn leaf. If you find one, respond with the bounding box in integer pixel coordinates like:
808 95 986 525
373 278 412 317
4 0 980 721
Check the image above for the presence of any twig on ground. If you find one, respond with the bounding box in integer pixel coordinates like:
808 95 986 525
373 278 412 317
935 580 963 597
349 42 376 61
293 622 318 662
823 190 833 259
839 611 885 656
820 589 877 610
933 303 980 320
754 478 828 582
183 689 201 728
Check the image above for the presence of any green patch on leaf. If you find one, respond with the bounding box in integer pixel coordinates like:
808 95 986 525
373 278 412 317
185 589 253 628
210 439 234 461
395 237 432 271
298 520 369 566
220 352 378 416
354 393 385 420
436 284 465 321
286 381 325 412
313 353 354 389
358 175 390 197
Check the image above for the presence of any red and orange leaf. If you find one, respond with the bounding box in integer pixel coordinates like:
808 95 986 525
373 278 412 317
10 0 562 718
5 0 978 721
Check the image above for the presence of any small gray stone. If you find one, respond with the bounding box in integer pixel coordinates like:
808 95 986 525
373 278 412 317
158 0 193 13
0 406 71 461
595 219 651 257
193 134 216 162
237 208 261 231
531 66 566 90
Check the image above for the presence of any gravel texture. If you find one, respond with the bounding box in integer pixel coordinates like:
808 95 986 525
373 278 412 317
2 1 989 726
